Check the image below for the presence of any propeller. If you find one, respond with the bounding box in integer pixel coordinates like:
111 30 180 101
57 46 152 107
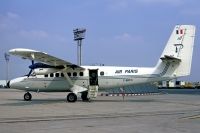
26 61 62 77
27 60 34 77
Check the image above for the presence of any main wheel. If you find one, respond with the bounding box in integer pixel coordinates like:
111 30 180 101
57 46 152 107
81 91 89 101
67 93 77 102
24 92 32 101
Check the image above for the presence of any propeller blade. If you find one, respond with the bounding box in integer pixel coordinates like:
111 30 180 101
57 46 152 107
6 80 10 88
27 69 33 77
27 60 35 77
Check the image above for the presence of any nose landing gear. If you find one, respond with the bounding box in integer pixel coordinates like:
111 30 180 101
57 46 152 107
66 93 77 102
24 92 32 101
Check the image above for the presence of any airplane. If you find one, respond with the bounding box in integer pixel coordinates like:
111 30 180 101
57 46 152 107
7 25 196 102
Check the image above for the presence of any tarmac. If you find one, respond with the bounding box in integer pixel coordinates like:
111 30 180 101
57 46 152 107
0 88 200 133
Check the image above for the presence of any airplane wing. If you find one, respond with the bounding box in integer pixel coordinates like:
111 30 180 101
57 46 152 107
9 48 84 70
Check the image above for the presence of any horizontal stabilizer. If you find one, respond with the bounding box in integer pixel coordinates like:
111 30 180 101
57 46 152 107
160 55 181 63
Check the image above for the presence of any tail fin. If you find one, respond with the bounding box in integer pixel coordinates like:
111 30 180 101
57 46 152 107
155 25 196 78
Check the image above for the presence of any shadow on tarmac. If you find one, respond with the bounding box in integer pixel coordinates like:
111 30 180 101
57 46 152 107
0 98 66 106
94 99 156 103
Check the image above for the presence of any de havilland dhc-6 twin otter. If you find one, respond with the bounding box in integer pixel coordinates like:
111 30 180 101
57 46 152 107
7 25 196 102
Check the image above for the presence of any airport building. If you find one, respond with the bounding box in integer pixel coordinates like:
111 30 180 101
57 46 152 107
158 80 200 88
0 80 6 88
158 80 186 88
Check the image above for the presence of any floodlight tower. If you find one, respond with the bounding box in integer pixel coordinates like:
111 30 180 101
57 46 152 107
73 28 86 66
4 53 10 83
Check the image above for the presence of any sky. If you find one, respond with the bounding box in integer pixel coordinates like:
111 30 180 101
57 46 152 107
0 0 200 81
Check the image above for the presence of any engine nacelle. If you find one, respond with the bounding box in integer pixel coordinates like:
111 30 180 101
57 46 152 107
33 68 60 75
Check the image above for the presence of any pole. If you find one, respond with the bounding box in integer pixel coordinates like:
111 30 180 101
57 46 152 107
77 40 79 66
77 39 82 66
4 53 10 84
6 61 8 84
120 87 125 101
79 39 82 66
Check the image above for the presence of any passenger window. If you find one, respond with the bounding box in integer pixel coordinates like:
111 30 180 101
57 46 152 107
67 73 71 77
79 72 84 76
50 73 54 77
55 73 59 77
100 71 104 76
61 73 64 77
73 72 77 77
44 74 48 77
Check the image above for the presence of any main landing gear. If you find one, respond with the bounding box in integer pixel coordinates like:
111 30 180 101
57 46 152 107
24 92 32 101
23 92 78 102
23 92 89 103
66 92 89 102
81 91 89 101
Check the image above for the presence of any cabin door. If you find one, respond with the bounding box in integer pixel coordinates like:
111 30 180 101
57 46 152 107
88 69 99 98
89 69 98 86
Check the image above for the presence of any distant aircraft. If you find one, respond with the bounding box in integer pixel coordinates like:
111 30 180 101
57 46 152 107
7 25 196 102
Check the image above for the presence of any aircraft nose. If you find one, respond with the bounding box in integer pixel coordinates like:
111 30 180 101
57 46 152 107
9 79 16 89
9 49 16 54
9 77 25 89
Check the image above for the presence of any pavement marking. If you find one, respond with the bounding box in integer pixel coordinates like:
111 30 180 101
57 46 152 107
180 114 200 120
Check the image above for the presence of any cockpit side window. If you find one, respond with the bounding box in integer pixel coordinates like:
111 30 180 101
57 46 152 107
55 73 59 77
61 73 64 77
73 72 77 77
50 73 54 77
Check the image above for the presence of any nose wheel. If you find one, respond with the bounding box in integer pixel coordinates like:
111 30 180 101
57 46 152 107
67 93 77 102
24 92 32 101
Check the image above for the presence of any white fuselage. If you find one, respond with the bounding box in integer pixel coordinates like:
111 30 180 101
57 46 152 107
9 65 172 92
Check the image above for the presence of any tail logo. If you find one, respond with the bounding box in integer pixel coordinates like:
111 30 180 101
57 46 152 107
176 29 184 34
174 44 183 57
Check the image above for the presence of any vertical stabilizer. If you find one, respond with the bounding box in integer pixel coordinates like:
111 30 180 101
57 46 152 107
156 25 196 77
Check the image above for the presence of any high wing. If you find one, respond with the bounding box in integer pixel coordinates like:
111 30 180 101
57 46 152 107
9 48 84 70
